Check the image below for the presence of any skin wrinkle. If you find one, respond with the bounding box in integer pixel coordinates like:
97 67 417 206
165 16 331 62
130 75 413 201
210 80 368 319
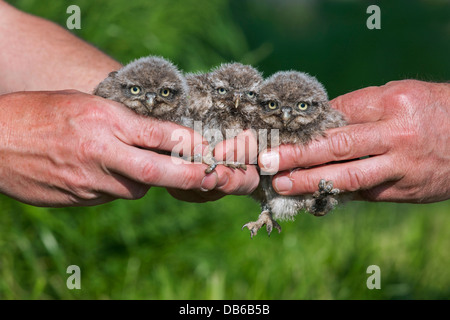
270 80 449 204
0 2 448 206
0 3 262 207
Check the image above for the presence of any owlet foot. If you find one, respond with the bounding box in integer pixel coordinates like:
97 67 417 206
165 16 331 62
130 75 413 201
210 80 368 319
225 162 247 171
188 153 218 174
309 179 340 216
242 211 281 239
204 162 218 174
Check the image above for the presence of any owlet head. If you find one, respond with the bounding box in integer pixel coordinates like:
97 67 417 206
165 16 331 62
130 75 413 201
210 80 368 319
94 56 188 120
257 71 330 131
208 62 263 116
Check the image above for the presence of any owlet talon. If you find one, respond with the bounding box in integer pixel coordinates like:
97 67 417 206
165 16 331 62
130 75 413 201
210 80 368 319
204 163 218 174
242 210 281 238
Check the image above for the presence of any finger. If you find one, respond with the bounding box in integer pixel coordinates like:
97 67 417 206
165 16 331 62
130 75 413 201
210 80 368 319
259 121 391 173
213 129 258 165
330 86 385 124
115 115 208 157
166 164 261 200
106 144 215 190
43 173 149 206
272 155 403 196
214 164 260 195
168 164 260 198
95 172 150 200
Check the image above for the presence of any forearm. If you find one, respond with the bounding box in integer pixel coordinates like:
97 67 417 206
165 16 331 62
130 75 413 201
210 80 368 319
0 1 121 94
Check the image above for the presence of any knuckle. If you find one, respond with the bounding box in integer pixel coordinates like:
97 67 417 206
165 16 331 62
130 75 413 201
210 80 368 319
290 145 304 165
80 103 110 122
302 174 321 194
329 131 353 159
78 139 106 161
390 91 413 109
384 80 423 110
67 177 98 201
229 171 259 195
391 122 419 146
222 180 240 194
178 168 201 190
139 123 165 149
218 171 240 194
342 166 366 192
140 161 162 184
279 144 303 169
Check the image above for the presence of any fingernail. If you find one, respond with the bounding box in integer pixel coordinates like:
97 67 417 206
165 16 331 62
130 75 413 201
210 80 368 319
259 151 279 172
274 176 293 193
200 172 218 192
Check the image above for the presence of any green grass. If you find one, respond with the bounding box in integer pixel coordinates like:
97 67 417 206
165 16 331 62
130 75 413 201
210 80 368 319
1 191 449 299
1 0 449 299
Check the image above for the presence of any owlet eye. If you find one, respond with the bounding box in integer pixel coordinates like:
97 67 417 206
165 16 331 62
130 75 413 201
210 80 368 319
217 87 227 95
161 88 171 97
130 86 141 95
247 91 255 98
268 101 278 110
298 102 309 111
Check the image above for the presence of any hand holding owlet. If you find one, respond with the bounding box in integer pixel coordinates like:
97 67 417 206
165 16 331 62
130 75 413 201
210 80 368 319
243 71 347 238
186 62 263 172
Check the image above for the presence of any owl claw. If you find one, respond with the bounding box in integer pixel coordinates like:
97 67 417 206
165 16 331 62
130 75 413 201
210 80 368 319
242 211 281 238
225 162 247 171
204 163 217 174
309 179 340 216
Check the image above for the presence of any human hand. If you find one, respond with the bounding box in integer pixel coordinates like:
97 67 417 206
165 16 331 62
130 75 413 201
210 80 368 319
258 80 450 203
167 130 260 202
0 90 220 207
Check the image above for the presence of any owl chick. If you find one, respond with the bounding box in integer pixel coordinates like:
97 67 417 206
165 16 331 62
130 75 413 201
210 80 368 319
243 71 347 238
185 62 263 172
93 56 188 124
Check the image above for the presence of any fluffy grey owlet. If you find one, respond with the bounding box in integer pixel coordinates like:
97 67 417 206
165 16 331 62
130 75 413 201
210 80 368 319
93 56 213 166
243 71 347 238
93 56 188 123
185 62 263 172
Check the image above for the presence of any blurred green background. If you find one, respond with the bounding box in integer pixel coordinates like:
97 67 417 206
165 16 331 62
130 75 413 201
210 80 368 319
1 0 449 299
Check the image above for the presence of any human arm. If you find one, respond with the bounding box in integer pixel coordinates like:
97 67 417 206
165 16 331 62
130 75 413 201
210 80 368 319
0 0 120 93
258 80 450 203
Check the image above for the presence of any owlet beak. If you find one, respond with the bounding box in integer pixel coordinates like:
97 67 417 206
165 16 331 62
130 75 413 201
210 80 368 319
145 92 156 107
233 93 241 109
281 107 292 123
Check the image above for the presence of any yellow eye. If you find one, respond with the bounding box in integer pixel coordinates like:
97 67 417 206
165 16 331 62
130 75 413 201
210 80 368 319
161 88 171 97
218 87 227 95
130 86 141 95
247 91 255 98
298 102 309 110
268 101 278 110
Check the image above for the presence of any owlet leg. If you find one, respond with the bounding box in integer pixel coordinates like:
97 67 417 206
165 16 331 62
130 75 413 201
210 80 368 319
242 210 281 238
307 179 340 216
